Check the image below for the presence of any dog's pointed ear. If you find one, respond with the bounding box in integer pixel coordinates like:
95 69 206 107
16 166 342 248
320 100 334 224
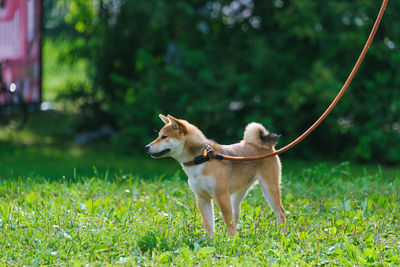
159 114 169 125
167 115 188 135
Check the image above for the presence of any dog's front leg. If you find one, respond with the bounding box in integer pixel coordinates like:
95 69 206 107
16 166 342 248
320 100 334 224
215 193 236 236
196 195 214 236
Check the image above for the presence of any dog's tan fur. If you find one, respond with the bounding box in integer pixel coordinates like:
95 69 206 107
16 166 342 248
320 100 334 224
146 114 285 236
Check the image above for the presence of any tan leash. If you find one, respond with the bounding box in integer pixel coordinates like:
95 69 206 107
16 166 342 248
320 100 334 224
183 0 388 167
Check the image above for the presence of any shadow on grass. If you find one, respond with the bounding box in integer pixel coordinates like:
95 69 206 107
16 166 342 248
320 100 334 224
0 110 179 179
0 110 398 181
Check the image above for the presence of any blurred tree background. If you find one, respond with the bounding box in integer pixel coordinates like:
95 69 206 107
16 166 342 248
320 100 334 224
42 0 400 163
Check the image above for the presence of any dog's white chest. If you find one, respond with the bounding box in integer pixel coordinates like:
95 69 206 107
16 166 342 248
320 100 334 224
183 165 215 198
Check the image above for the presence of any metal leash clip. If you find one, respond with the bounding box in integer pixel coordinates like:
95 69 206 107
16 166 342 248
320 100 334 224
202 144 214 158
193 144 215 165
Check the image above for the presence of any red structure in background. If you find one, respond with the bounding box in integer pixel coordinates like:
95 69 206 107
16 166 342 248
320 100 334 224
0 0 42 105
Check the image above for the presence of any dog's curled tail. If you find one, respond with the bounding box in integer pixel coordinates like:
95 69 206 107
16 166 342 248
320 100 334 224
243 122 280 149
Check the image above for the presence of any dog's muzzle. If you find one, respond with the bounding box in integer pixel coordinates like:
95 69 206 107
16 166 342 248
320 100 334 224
145 145 171 158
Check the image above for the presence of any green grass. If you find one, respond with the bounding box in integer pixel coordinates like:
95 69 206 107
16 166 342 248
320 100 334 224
0 163 399 265
1 111 399 265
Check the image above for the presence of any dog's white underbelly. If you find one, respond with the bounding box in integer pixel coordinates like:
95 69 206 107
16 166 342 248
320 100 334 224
183 165 215 198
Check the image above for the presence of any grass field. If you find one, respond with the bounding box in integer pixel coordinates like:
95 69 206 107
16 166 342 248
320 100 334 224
1 163 399 265
1 111 400 265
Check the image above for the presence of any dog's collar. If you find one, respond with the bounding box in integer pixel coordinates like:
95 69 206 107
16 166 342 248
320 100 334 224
182 144 224 166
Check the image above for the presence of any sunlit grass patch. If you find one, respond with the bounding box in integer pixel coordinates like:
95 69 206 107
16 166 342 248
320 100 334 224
42 38 90 102
0 163 399 265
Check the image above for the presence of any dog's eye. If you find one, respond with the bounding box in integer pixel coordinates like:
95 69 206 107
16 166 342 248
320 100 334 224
161 135 168 139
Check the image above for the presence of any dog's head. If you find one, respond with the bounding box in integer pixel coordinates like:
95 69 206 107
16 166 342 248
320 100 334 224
144 114 189 159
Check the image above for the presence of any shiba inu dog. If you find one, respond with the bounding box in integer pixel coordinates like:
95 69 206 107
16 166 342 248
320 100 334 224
145 114 285 236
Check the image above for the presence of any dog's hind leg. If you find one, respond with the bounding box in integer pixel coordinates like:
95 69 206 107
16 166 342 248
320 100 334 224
257 173 286 232
196 195 214 236
231 189 247 227
231 183 253 228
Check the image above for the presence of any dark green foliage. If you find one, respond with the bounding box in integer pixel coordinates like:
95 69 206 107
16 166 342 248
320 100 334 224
49 0 400 162
137 231 158 253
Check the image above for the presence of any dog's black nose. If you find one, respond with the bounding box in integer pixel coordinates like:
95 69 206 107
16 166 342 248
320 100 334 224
144 145 150 152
